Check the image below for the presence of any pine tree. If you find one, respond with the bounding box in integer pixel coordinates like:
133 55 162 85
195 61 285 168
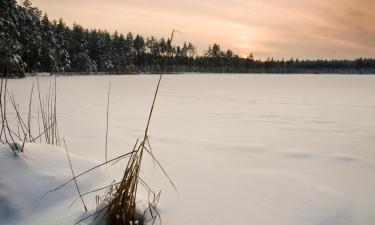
0 0 25 77
18 0 43 73
133 34 145 71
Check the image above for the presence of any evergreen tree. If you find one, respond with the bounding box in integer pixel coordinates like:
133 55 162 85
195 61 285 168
1 0 374 76
0 0 24 76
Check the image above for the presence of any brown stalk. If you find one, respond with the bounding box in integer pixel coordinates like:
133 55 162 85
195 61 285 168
27 83 34 140
63 139 88 212
105 81 111 163
47 150 135 193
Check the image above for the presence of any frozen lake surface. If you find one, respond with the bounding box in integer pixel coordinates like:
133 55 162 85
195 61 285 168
2 74 375 225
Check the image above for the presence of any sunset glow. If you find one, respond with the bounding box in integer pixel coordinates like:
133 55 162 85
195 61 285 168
30 0 375 59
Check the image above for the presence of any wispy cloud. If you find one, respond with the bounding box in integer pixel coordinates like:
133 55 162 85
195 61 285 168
32 0 375 59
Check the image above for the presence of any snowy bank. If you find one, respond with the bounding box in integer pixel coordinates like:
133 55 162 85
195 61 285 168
1 74 375 225
0 143 108 225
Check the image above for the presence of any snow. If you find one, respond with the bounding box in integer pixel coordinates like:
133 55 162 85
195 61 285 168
0 143 106 225
1 74 375 225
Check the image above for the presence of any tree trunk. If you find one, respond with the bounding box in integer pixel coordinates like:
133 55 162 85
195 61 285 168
3 65 7 78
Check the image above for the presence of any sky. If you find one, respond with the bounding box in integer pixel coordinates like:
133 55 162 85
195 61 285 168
29 0 375 59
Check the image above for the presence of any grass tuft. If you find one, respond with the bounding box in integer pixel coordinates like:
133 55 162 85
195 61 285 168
0 75 61 155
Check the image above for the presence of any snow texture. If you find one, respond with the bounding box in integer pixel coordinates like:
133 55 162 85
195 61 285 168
1 74 375 225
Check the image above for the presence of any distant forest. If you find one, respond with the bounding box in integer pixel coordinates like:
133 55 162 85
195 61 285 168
1 0 375 77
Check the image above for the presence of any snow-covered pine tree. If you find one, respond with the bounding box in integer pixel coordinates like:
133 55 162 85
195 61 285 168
0 0 25 77
19 0 42 73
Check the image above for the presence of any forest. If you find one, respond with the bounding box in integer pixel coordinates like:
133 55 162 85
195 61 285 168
1 0 375 77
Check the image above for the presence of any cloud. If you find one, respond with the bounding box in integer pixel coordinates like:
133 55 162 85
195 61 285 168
31 0 375 59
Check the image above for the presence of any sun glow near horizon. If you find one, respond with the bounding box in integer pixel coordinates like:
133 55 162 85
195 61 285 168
29 0 375 59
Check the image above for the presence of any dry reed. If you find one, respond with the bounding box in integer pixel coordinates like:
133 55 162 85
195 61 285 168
0 75 61 155
101 30 179 225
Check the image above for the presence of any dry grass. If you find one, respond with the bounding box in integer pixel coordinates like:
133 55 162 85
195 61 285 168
0 75 61 154
100 30 179 225
105 81 111 163
72 71 175 225
63 139 88 212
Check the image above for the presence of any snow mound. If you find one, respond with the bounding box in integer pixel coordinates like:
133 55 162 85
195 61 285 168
0 143 106 225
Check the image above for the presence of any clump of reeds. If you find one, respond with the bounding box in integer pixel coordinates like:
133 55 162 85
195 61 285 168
101 31 180 225
0 75 61 155
36 76 60 146
105 138 146 225
100 30 180 225
79 72 173 225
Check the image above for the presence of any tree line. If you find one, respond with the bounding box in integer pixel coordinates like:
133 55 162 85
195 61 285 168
1 0 375 77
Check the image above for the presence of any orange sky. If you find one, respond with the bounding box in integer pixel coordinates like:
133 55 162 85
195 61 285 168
29 0 375 59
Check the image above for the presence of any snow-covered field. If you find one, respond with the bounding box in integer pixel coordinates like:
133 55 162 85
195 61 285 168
1 74 375 225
